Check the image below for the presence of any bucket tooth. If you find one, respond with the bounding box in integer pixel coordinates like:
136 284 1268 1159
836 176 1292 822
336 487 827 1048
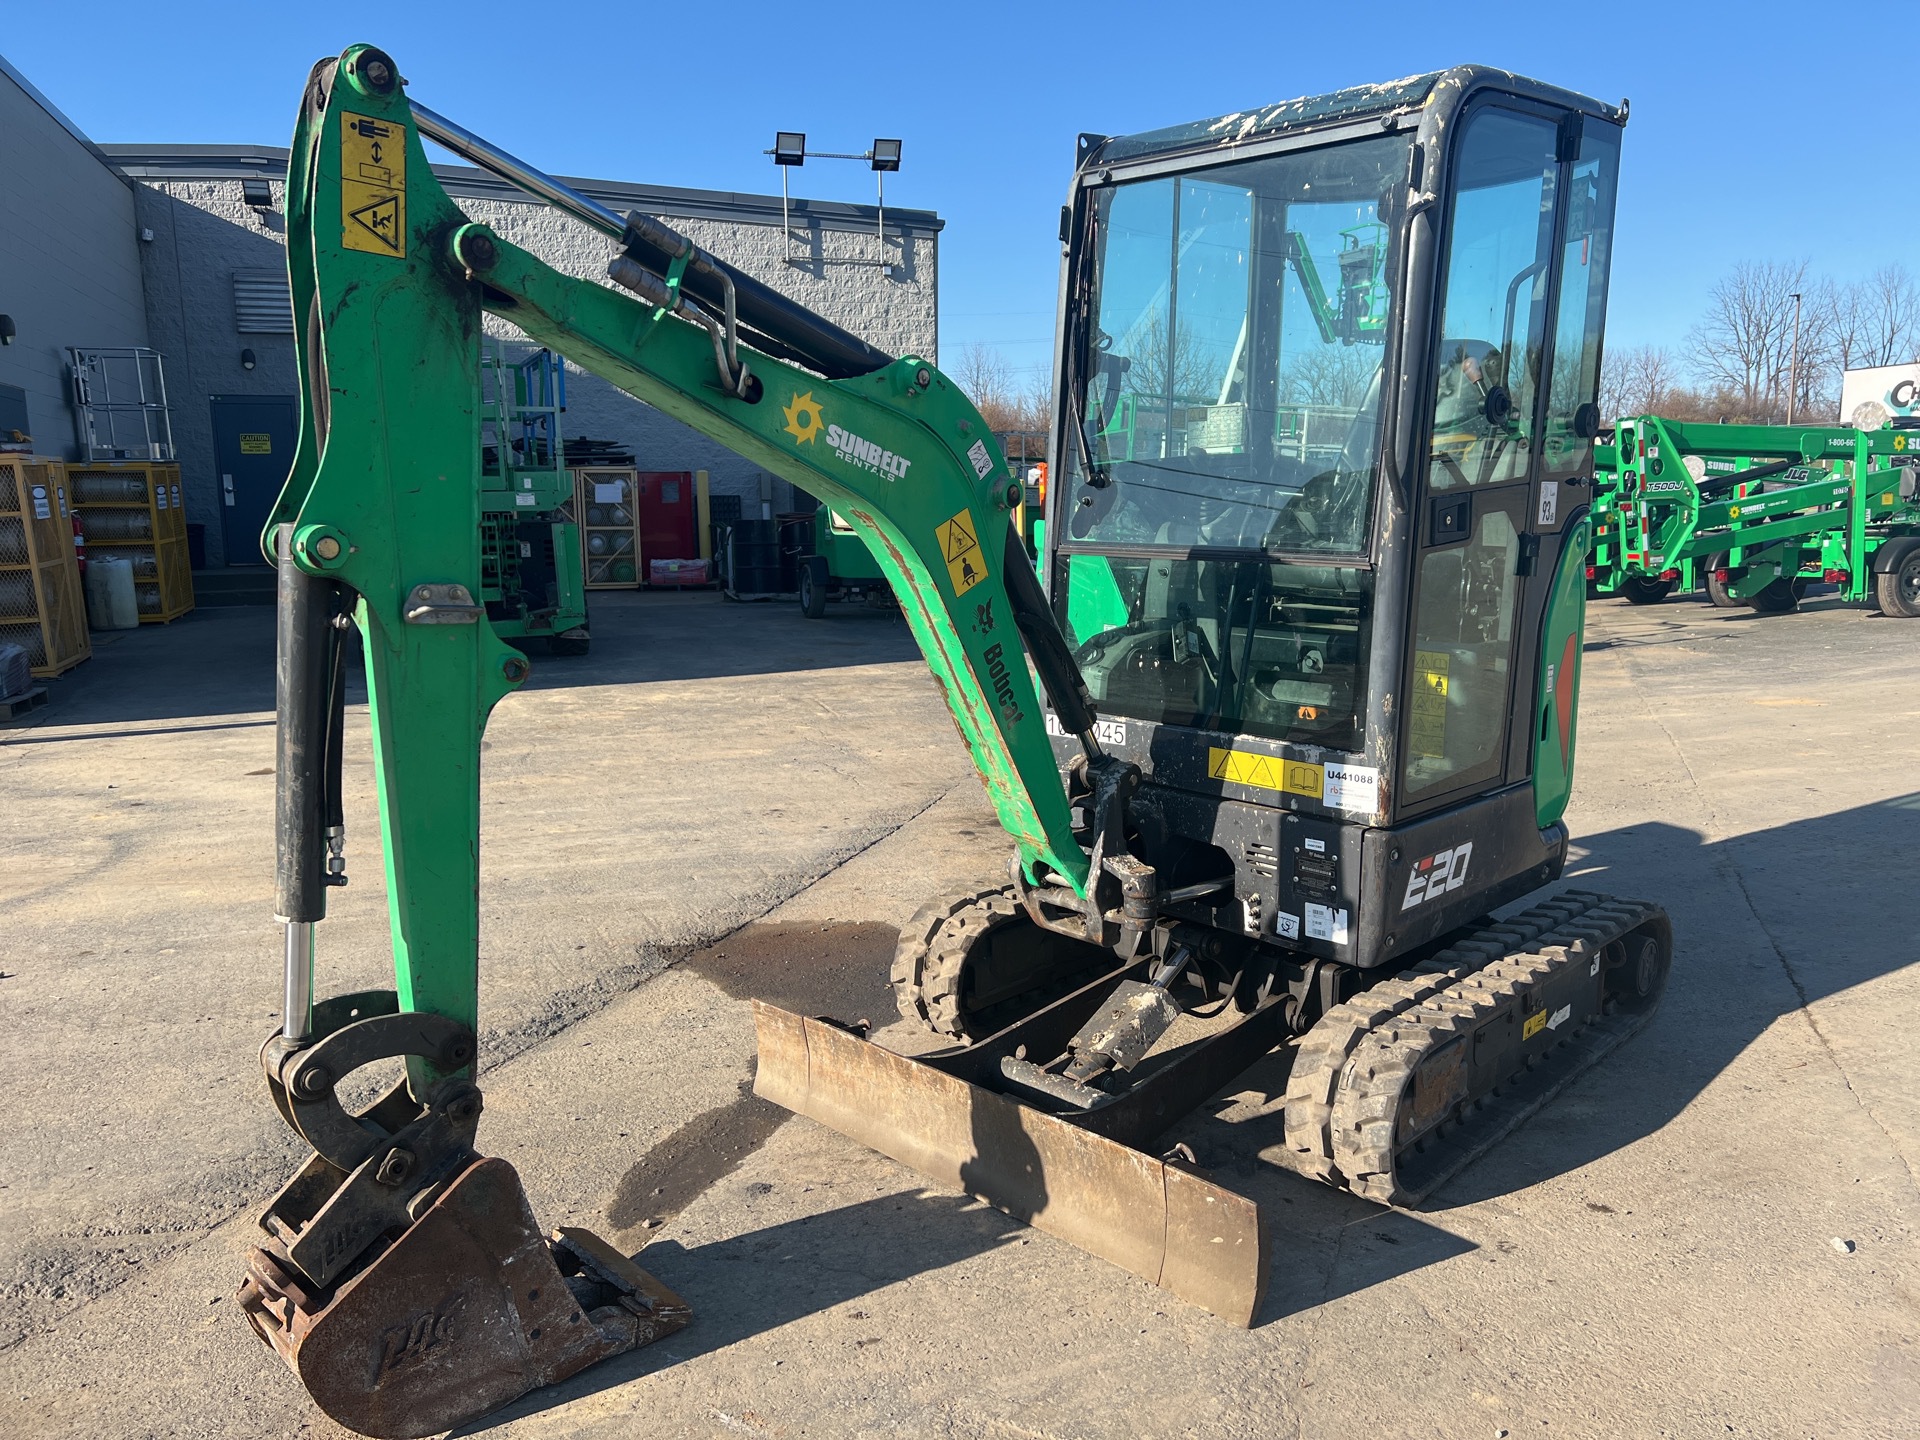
753 1000 1267 1325
237 1155 688 1439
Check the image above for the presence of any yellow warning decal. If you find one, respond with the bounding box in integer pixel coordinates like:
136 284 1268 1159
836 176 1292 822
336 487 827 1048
936 509 987 596
341 111 407 256
1411 649 1450 759
1522 1009 1548 1041
238 433 272 455
1207 747 1323 800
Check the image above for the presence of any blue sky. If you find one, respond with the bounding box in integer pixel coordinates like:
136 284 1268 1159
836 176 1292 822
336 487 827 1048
6 2 1906 386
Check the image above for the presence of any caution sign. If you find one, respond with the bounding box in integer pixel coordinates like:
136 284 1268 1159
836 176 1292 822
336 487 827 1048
341 111 406 256
1411 649 1450 758
1207 747 1323 800
936 509 987 597
239 433 272 455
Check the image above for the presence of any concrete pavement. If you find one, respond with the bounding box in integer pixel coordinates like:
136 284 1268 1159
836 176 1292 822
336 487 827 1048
2 589 1916 1439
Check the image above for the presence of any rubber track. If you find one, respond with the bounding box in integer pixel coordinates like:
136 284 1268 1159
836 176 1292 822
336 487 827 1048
1328 890 1658 1205
1281 893 1596 1182
890 884 1023 1037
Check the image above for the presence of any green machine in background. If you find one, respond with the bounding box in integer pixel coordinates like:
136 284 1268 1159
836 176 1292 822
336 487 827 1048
479 343 591 652
794 503 891 617
1591 414 1920 615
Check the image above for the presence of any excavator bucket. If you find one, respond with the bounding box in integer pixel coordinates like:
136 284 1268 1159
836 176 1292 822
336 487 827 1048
753 1001 1268 1325
238 1156 689 1439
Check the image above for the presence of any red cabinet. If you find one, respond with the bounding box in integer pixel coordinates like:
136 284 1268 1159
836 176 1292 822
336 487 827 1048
636 472 696 577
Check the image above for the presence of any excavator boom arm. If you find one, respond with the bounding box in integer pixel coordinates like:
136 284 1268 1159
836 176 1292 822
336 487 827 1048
271 49 1096 1038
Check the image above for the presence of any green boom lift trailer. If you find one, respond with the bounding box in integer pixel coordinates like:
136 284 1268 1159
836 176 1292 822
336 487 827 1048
240 48 1672 1438
1589 413 1920 615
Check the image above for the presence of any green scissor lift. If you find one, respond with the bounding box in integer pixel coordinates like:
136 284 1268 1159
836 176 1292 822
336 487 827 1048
479 343 590 652
1590 414 1920 616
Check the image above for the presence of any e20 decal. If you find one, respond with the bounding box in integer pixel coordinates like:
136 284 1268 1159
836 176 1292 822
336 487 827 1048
1401 841 1473 911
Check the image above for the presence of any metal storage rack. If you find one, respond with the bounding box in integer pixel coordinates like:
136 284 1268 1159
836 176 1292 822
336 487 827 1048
574 467 641 588
69 463 195 623
67 348 177 462
0 456 90 677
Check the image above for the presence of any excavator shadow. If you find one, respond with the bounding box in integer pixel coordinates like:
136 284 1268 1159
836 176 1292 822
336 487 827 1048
468 793 1916 1429
452 1164 1469 1433
445 1191 1028 1434
1414 793 1920 1209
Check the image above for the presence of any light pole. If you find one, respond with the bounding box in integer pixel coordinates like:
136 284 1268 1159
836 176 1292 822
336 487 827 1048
1787 290 1803 425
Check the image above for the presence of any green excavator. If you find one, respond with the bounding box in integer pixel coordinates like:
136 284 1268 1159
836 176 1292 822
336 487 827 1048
239 47 1670 1438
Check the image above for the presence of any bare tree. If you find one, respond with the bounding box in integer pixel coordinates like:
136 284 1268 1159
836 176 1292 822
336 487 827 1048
1118 307 1219 406
956 342 1016 422
1686 259 1810 423
1803 267 1918 420
1279 347 1377 408
956 343 1054 438
1600 344 1678 420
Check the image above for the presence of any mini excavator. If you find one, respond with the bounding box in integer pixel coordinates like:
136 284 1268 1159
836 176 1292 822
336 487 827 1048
240 46 1670 1438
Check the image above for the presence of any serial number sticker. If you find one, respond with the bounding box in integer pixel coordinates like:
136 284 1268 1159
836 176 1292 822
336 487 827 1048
1303 902 1349 945
1046 712 1125 746
935 509 986 596
1323 761 1379 814
341 111 407 256
1207 747 1322 799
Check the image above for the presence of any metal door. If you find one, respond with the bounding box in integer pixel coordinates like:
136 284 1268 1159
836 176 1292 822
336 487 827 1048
1399 106 1566 815
635 471 696 576
211 395 296 565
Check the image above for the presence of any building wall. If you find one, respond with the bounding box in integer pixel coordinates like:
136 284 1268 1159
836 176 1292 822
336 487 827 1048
0 63 151 458
461 196 937 523
130 180 297 563
129 168 938 565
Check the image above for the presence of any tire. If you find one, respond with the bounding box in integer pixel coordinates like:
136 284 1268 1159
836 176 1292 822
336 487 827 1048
891 884 1113 1041
799 555 828 619
1704 555 1740 609
1876 549 1920 618
1749 577 1802 614
1620 575 1675 606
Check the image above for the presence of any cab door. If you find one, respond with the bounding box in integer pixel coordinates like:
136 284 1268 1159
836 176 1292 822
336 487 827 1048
1398 103 1619 817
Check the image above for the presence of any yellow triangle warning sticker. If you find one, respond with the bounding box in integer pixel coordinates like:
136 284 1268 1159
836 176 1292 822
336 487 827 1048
938 510 978 563
1206 746 1324 799
935 510 986 596
341 110 407 256
347 194 402 250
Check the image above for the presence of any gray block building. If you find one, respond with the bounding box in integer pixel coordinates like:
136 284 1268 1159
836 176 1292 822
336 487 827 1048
2 53 941 568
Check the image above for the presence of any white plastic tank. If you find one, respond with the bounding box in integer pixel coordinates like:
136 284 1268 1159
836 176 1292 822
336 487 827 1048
85 553 140 631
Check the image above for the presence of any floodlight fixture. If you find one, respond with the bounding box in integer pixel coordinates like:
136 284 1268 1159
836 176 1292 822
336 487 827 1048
242 178 274 208
772 132 807 166
869 139 901 173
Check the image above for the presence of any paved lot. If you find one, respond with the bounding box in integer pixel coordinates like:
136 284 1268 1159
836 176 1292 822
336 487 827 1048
2 589 1917 1439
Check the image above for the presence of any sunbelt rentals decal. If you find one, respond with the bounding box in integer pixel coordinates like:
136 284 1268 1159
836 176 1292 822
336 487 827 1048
783 390 910 480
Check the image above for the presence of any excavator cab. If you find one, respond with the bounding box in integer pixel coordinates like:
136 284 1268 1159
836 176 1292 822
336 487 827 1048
1044 72 1626 975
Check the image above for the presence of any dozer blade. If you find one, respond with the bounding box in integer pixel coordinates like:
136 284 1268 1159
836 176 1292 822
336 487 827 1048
753 1001 1268 1325
238 1155 689 1439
